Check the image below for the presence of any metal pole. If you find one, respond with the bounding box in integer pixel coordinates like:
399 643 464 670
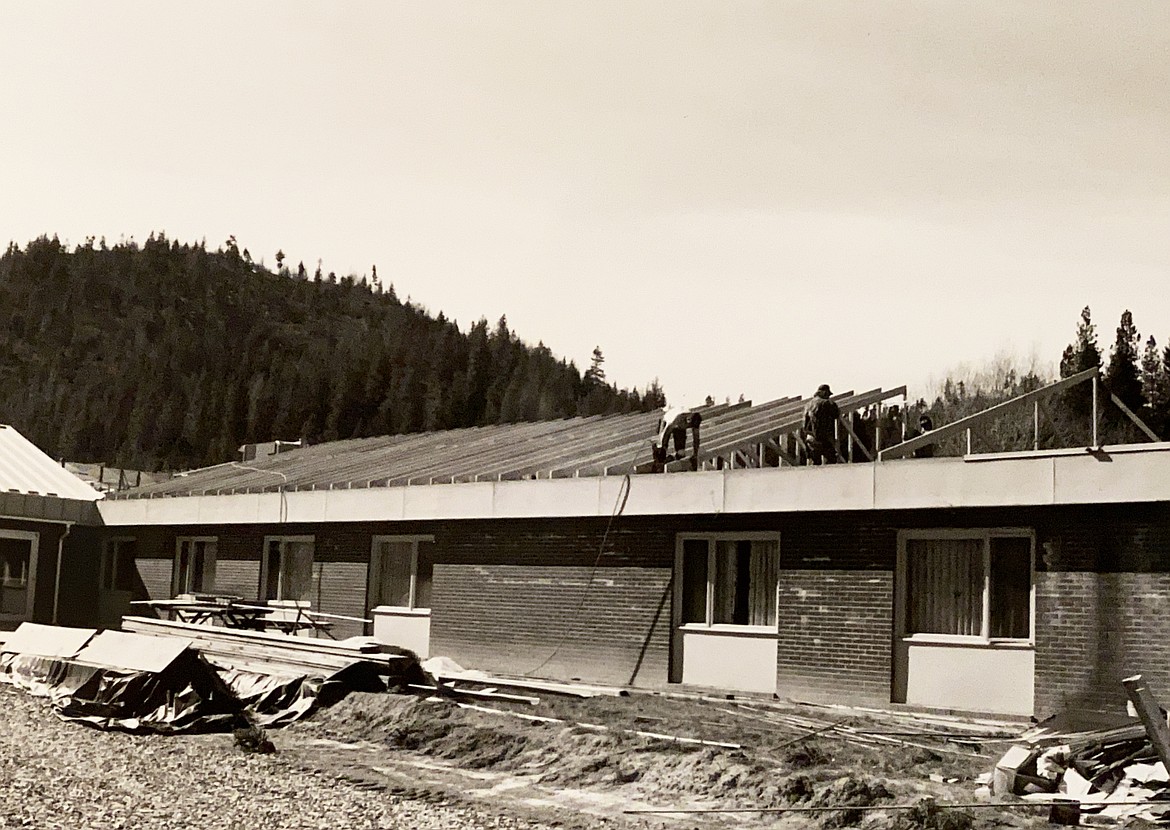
966 428 972 455
1092 374 1099 447
1033 400 1040 451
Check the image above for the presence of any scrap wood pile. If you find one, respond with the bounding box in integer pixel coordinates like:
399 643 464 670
990 675 1170 824
0 620 427 734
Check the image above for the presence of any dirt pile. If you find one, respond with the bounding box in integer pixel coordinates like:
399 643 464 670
300 692 916 822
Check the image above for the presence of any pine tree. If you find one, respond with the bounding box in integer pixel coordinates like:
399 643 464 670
1142 336 1170 438
1105 309 1144 414
584 346 606 386
1060 306 1102 417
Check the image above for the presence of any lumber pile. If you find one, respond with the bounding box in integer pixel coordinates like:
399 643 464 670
121 616 421 682
989 676 1170 823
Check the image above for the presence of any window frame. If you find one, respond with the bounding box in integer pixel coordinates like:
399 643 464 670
173 536 218 597
102 536 137 593
369 534 434 613
674 532 781 632
0 530 38 622
896 528 1035 647
260 535 316 602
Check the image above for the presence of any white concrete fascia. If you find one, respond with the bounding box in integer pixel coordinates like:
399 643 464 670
96 443 1170 527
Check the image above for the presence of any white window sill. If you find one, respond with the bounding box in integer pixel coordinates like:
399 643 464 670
371 605 432 617
679 623 778 638
902 635 1033 649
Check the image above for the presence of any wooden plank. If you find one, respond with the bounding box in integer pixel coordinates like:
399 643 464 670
879 367 1100 460
836 416 874 462
1122 674 1170 772
1108 391 1161 442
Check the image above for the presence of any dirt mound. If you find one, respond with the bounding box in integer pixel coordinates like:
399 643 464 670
301 693 799 805
807 775 893 828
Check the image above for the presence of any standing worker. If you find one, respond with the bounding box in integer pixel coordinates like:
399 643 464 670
803 384 840 465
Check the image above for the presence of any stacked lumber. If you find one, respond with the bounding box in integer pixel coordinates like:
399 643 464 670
121 616 418 679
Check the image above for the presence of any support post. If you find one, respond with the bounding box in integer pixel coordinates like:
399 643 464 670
1033 400 1040 451
1122 675 1170 772
966 428 972 455
1092 374 1099 447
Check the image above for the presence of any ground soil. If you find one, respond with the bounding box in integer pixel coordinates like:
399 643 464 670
281 686 1053 830
0 678 1056 830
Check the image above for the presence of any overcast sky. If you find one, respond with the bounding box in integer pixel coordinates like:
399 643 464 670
2 2 1167 406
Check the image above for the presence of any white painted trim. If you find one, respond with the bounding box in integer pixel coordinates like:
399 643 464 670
678 623 778 638
260 535 314 601
0 529 38 622
371 606 432 618
174 536 218 596
895 528 1035 647
97 444 1170 527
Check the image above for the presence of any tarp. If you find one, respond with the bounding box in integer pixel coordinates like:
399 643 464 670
0 623 393 733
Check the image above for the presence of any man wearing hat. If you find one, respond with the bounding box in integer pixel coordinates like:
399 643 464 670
802 384 840 465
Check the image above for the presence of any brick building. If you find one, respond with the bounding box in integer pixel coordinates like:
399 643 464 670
0 425 102 631
85 379 1170 719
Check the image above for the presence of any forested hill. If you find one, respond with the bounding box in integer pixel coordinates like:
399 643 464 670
0 234 666 471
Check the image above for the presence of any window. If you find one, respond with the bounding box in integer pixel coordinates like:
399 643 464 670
370 536 434 610
261 536 314 602
0 531 38 620
174 537 217 596
678 535 780 627
901 530 1033 642
102 538 137 593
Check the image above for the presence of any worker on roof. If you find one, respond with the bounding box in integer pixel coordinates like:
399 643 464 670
653 399 701 465
803 384 840 465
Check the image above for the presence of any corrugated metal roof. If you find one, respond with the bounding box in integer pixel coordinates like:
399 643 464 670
0 425 103 502
114 386 905 500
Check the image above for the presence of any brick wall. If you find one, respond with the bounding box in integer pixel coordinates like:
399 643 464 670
776 570 894 703
430 563 672 686
1032 502 1170 715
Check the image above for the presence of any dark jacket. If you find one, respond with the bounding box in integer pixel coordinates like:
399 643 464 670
803 396 839 442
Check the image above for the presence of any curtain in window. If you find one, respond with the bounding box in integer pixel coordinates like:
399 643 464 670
989 536 1031 638
748 540 779 626
681 539 708 624
712 541 738 624
906 538 982 636
282 541 314 602
376 541 414 607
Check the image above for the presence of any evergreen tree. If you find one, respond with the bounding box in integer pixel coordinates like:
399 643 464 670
1104 309 1144 414
1060 306 1102 417
584 346 606 386
1141 336 1170 438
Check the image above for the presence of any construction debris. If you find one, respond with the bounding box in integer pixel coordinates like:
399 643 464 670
0 621 426 733
988 674 1170 824
420 655 628 698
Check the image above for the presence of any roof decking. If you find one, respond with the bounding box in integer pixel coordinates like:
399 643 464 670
111 387 908 499
0 425 102 502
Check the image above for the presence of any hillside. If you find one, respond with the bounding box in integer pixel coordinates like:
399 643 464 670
0 234 664 471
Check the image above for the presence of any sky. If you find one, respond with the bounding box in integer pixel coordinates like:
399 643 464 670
1 2 1167 407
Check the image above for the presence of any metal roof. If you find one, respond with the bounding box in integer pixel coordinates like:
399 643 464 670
0 425 103 502
112 386 906 500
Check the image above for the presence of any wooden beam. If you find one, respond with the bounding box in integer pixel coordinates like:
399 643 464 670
836 416 874 462
764 438 799 467
1108 390 1161 442
878 367 1100 460
1122 674 1170 772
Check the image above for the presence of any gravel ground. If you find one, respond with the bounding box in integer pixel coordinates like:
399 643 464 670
0 686 595 830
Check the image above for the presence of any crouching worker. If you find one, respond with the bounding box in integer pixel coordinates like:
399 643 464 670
652 405 702 470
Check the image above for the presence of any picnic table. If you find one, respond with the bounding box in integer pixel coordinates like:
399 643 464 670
128 595 347 638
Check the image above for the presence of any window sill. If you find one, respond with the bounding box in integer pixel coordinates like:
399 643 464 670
371 606 432 617
902 635 1033 649
680 623 778 638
